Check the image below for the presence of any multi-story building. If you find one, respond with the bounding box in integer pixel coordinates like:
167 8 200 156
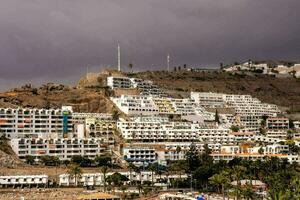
211 153 300 164
123 146 157 167
0 175 48 187
191 92 280 117
59 171 188 186
191 92 225 108
266 117 289 138
107 76 132 89
10 138 107 161
0 106 73 139
211 143 298 163
267 117 289 129
107 77 166 96
85 118 116 145
123 142 222 166
117 121 233 144
111 95 159 116
72 113 112 125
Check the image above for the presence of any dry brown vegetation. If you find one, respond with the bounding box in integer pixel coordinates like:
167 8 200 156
132 70 300 109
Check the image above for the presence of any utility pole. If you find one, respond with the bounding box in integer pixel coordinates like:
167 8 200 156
86 65 89 79
167 54 170 72
118 43 121 71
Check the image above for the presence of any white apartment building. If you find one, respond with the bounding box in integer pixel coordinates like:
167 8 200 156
112 95 217 121
191 92 280 117
72 113 112 124
266 117 289 138
0 175 48 187
0 106 73 139
10 138 107 161
117 121 233 144
212 143 299 163
191 92 225 108
212 153 299 164
220 144 289 155
107 77 166 96
107 76 132 89
59 171 188 186
111 95 159 116
130 115 169 123
123 146 157 167
131 78 166 96
85 118 116 145
123 143 222 166
267 117 289 129
250 135 285 144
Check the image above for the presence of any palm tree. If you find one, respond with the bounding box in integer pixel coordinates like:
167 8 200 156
241 183 256 200
148 163 157 186
134 167 142 194
209 171 230 200
128 63 133 73
231 166 246 200
67 164 82 187
100 166 110 192
128 163 137 186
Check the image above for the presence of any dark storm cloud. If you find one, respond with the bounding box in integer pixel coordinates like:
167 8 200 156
0 0 300 90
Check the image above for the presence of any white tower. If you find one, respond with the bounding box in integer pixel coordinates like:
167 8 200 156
167 54 170 71
118 43 121 71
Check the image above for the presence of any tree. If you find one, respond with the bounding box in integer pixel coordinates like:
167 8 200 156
241 183 256 200
220 62 224 69
71 155 92 167
230 125 240 132
67 164 82 187
128 63 133 73
286 130 293 140
258 147 264 155
112 110 120 121
128 163 137 185
231 165 246 200
209 171 230 200
185 144 200 172
215 109 220 124
148 163 157 186
95 155 112 167
25 155 35 165
100 166 110 192
107 172 128 192
39 155 60 166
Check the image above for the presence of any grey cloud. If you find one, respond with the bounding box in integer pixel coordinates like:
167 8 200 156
0 0 299 91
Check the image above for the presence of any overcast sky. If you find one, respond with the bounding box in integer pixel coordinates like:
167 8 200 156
0 0 300 91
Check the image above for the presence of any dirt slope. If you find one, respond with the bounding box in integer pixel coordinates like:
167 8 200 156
131 70 300 109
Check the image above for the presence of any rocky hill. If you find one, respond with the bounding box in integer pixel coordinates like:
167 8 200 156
131 70 300 110
0 135 23 168
0 70 299 114
0 83 115 113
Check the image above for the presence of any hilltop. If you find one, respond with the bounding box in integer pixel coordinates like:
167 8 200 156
0 70 299 115
130 70 300 110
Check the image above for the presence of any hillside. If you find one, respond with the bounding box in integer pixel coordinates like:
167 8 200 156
0 83 115 113
0 135 23 168
0 71 299 115
130 70 300 110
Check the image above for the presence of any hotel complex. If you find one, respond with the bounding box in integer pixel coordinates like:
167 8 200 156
0 75 299 171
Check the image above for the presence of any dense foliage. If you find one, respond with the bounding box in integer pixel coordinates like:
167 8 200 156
168 144 300 200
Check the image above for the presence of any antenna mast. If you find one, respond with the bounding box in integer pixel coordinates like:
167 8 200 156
167 54 170 71
118 43 121 71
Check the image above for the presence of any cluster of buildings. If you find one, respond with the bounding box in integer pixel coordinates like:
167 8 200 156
223 60 300 78
0 106 116 161
0 75 300 189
